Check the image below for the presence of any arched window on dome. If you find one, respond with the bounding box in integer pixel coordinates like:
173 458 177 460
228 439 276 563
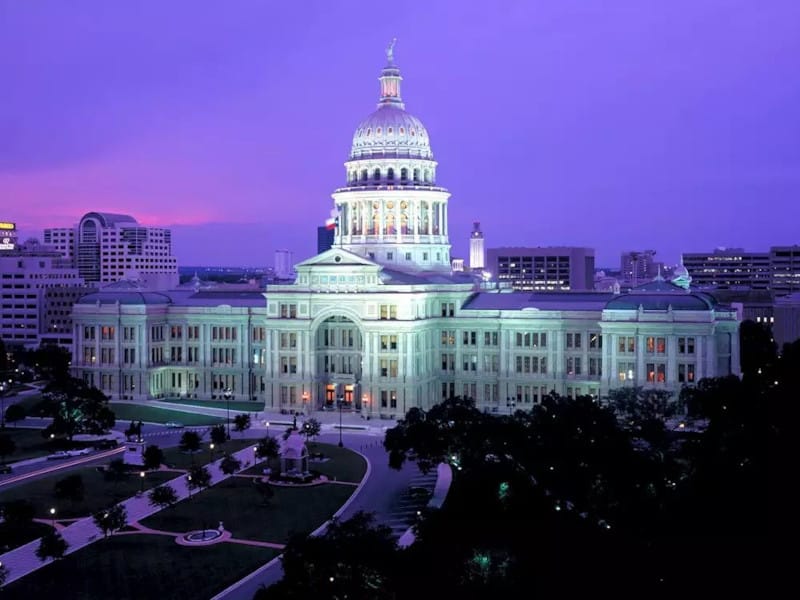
373 168 381 181
400 168 408 181
412 168 420 182
361 169 368 182
387 168 395 181
423 169 430 183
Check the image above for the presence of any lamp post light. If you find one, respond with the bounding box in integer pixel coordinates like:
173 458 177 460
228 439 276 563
223 387 232 440
50 507 56 528
186 474 193 499
139 470 145 493
209 443 215 462
362 394 368 418
337 399 344 448
302 391 310 416
265 421 270 438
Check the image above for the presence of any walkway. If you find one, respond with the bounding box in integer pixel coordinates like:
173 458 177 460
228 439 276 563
0 445 262 587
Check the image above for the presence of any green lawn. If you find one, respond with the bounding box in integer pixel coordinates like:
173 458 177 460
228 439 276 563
307 442 368 483
0 466 177 519
161 438 260 470
0 534 278 600
160 397 264 413
109 403 224 426
0 427 56 462
240 442 368 484
142 477 355 543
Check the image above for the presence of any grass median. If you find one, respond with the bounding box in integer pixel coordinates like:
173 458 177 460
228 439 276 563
110 403 224 426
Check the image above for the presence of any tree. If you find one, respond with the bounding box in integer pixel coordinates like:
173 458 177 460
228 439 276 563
209 424 227 446
255 435 280 463
301 417 322 443
252 479 275 505
43 377 115 440
93 504 127 538
267 511 398 599
0 561 9 589
0 434 15 464
220 453 242 477
233 413 251 437
36 530 68 562
143 444 165 471
4 404 26 427
1 499 35 530
148 484 179 510
54 474 85 503
179 430 202 463
187 465 211 494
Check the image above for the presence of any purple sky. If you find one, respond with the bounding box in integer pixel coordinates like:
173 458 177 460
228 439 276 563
2 0 799 269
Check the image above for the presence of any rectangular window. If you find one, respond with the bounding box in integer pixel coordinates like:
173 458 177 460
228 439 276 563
678 337 696 355
678 363 696 383
618 361 635 382
170 325 182 340
589 333 602 349
567 333 582 349
589 357 602 377
101 326 115 341
618 336 635 353
379 305 397 320
484 331 498 346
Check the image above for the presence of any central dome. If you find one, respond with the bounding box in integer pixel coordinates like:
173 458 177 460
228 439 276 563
350 106 433 160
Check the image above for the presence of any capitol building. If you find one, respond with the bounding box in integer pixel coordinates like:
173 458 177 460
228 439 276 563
71 48 741 417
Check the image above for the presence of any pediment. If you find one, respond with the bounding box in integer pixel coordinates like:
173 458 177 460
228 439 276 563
295 248 380 270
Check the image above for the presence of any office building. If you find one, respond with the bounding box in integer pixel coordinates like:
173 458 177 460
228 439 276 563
682 248 771 290
620 250 658 286
487 246 595 291
44 212 178 289
1 238 93 349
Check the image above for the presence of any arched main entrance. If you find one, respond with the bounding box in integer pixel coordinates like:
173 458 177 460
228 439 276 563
315 315 363 410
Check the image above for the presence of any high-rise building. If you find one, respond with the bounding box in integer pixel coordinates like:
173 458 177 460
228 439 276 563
469 222 485 271
486 247 595 291
44 212 178 289
72 44 739 409
0 238 94 349
620 250 657 286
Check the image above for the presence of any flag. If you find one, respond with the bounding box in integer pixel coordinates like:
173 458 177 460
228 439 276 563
325 207 340 230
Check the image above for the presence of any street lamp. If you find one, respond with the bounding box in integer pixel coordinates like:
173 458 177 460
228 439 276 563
337 398 344 448
209 443 215 462
139 470 145 493
302 391 309 415
50 507 56 528
223 387 232 440
265 421 270 437
186 474 193 498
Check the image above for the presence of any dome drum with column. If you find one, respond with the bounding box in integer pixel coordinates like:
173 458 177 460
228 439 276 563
332 44 452 273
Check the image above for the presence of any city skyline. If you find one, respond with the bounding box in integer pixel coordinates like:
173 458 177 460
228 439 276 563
3 0 799 268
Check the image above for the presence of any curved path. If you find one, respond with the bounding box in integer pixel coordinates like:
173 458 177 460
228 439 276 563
213 431 424 600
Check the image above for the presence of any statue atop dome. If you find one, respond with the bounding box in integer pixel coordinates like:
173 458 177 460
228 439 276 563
386 38 397 65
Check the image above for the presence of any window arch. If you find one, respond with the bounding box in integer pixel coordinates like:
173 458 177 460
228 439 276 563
361 169 368 182
412 168 420 182
400 167 408 181
387 168 395 181
423 169 430 182
373 168 381 181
